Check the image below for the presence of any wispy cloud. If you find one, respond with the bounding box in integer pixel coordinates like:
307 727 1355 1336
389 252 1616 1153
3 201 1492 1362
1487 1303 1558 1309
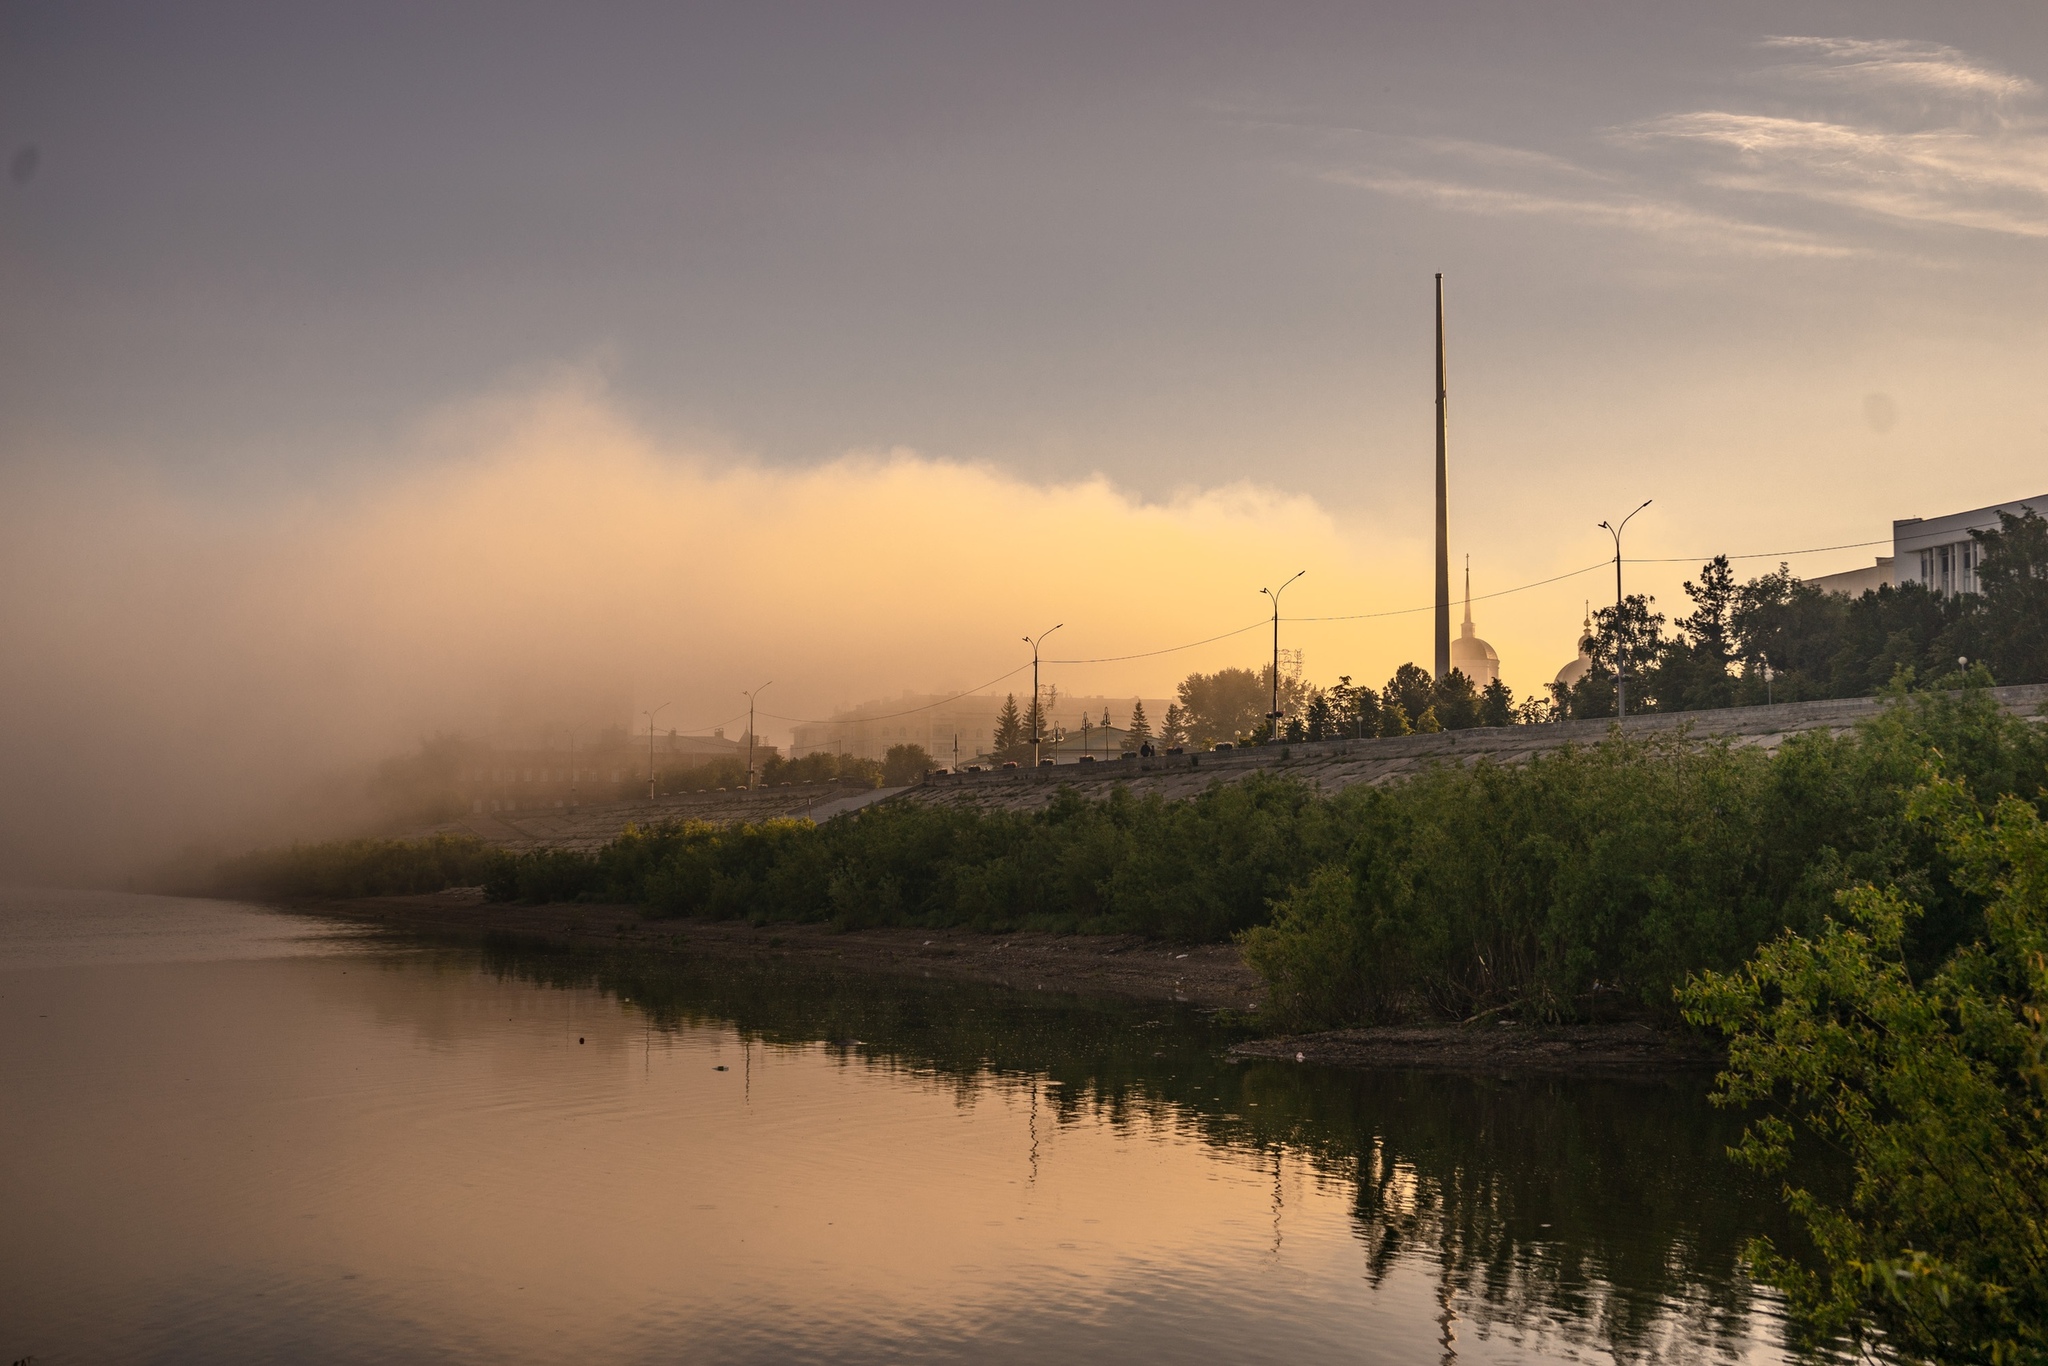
1310 34 2048 256
1756 36 2038 106
1325 166 1860 258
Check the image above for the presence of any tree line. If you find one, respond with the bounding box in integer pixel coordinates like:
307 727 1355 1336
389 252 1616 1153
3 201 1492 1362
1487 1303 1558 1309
1564 506 2048 717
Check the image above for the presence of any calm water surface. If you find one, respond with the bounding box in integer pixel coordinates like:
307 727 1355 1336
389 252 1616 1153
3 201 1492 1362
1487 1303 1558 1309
1 889 1803 1364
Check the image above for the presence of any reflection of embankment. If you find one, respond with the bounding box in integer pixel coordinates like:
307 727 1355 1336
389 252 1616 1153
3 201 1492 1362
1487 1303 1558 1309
470 936 1812 1364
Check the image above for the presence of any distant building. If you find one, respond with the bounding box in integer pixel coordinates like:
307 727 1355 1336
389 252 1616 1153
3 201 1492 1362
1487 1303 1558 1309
1448 558 1500 686
1809 492 2045 598
1553 605 1595 696
461 727 775 812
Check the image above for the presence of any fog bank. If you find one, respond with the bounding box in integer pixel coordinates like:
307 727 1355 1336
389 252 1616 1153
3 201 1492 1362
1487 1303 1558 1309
2 381 1458 884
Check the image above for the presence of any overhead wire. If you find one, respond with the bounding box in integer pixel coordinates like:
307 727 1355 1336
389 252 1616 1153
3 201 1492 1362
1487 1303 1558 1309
671 536 1894 728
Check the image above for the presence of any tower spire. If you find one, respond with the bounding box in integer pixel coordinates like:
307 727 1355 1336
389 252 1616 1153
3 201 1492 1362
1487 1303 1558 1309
1462 554 1473 634
1434 274 1451 681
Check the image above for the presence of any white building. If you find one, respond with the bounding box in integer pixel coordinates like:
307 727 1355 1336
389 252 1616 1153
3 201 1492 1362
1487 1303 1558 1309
1448 559 1500 686
1810 493 2045 598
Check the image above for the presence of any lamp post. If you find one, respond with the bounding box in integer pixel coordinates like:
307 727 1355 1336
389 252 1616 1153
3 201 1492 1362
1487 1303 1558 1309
1597 501 1651 719
1023 624 1062 767
1762 656 1774 706
1261 571 1306 742
644 701 672 801
743 681 772 789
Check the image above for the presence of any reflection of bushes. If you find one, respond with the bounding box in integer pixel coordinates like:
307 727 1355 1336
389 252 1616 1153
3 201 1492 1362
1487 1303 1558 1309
465 935 1807 1364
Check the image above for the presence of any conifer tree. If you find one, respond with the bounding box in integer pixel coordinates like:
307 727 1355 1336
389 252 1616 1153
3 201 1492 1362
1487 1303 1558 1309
1161 701 1190 748
993 693 1024 757
1125 699 1152 750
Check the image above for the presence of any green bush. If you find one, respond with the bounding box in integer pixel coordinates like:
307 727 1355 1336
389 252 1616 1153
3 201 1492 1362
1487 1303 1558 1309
210 833 499 900
1680 781 2048 1363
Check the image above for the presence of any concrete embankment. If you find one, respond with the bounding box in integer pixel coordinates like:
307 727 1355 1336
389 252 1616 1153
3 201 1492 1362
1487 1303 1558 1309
898 682 2048 816
417 684 2047 846
415 781 907 851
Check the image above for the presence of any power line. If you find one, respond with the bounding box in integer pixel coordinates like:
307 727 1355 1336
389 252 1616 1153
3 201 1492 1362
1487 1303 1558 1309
1626 537 1888 563
759 663 1032 727
1289 562 1608 623
707 536 1898 727
1045 619 1268 664
1287 537 1892 624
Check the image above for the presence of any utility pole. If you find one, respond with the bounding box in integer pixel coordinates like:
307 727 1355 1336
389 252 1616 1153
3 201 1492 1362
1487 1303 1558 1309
568 731 577 808
1597 501 1652 719
1434 273 1451 683
1261 571 1305 742
743 681 772 789
644 701 671 801
1023 624 1062 767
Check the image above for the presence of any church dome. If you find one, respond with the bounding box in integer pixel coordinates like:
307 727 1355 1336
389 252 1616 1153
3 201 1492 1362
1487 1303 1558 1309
1451 630 1499 685
1554 604 1595 690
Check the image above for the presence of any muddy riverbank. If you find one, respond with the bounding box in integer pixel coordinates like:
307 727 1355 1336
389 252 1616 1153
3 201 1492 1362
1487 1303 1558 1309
302 890 1720 1073
302 889 1265 1010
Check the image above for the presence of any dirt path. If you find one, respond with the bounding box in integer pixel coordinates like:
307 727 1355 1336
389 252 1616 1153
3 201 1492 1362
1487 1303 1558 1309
303 890 1265 1010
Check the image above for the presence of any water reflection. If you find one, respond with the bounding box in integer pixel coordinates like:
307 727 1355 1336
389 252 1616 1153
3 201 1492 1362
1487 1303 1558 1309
473 935 1801 1365
0 894 1806 1365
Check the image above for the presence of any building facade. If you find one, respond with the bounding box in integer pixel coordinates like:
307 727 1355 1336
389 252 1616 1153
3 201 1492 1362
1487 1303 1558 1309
462 728 776 812
1809 493 2044 598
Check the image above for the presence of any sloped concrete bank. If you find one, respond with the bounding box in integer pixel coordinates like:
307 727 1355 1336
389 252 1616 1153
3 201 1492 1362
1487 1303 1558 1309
899 682 2048 816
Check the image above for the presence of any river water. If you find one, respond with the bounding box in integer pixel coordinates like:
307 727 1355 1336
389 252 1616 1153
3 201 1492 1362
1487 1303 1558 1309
1 889 1807 1364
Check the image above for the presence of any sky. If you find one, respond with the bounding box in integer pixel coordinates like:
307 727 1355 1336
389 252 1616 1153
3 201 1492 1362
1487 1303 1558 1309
3 1 2047 876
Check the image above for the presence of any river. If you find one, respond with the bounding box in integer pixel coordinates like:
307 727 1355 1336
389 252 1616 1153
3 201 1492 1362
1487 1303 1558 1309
0 888 1807 1364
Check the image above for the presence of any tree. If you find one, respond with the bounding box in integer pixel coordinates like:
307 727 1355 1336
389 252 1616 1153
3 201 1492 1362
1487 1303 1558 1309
1383 664 1434 727
1160 701 1191 749
1478 677 1514 728
1680 781 2048 1363
1379 700 1411 737
1649 556 1739 711
1962 507 2048 685
1304 688 1335 740
992 693 1024 760
881 743 933 785
1124 699 1152 751
1176 667 1270 747
1329 675 1382 739
1431 668 1481 730
1413 704 1442 733
1578 593 1666 713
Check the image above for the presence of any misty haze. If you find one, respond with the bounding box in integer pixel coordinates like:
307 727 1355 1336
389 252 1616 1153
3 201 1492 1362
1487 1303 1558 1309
5 6 2047 1365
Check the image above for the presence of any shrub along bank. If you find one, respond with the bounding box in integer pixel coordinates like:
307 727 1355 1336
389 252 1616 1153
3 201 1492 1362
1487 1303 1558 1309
216 684 2047 1030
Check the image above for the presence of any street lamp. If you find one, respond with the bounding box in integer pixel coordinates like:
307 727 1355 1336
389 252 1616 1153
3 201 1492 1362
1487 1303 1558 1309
1261 571 1305 742
1023 624 1062 767
1597 501 1652 719
743 681 772 789
644 701 671 801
